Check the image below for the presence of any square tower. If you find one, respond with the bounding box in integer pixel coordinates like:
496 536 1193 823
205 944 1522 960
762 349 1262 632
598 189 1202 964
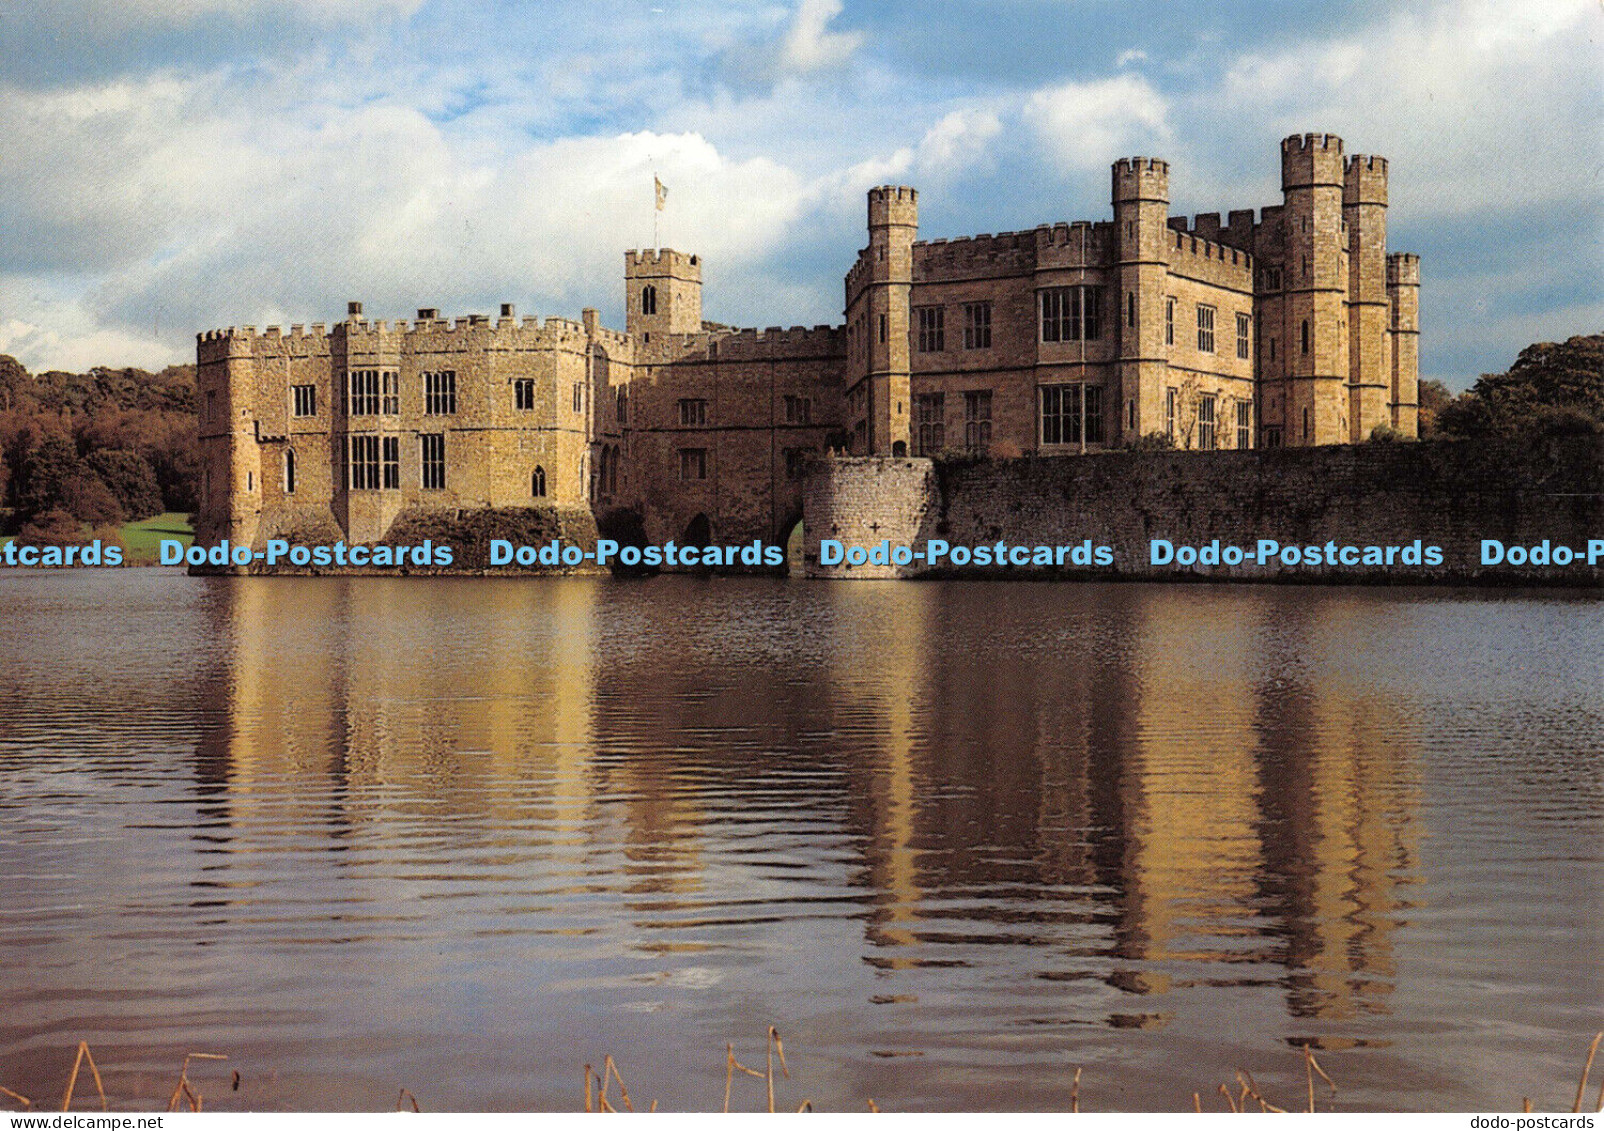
625 248 703 338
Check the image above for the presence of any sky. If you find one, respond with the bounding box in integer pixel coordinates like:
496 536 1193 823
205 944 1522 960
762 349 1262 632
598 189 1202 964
0 0 1598 389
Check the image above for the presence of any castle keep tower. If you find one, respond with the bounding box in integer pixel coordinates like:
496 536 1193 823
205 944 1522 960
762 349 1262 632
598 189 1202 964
625 248 703 338
1113 158 1172 439
1281 133 1351 445
1344 154 1391 440
863 185 916 455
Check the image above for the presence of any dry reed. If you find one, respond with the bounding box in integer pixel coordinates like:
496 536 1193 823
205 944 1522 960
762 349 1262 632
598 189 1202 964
0 1085 32 1110
167 1052 227 1113
1573 1031 1602 1113
61 1042 106 1112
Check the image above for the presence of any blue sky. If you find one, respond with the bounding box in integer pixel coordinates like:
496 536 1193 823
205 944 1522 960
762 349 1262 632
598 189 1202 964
0 0 1597 388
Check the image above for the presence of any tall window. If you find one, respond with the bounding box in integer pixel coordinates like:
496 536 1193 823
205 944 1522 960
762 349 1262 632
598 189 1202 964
424 371 457 415
784 395 812 425
641 285 657 315
515 378 535 410
421 433 446 489
963 390 992 453
1197 304 1216 353
1301 320 1311 355
381 436 399 488
1126 291 1136 329
616 387 628 423
1198 394 1218 450
348 370 380 416
1236 400 1252 449
1303 407 1312 440
1165 297 1175 346
283 448 296 494
381 371 398 415
878 313 887 343
292 385 316 417
1166 387 1177 438
914 393 945 455
916 306 945 352
1039 384 1104 445
679 447 708 480
572 383 585 414
531 465 547 498
784 448 807 479
349 435 381 489
963 302 991 350
1040 286 1102 342
677 398 707 426
1236 312 1251 360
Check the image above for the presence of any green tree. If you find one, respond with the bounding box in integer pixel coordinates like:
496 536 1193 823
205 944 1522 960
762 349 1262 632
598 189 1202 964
85 448 164 521
1437 334 1603 438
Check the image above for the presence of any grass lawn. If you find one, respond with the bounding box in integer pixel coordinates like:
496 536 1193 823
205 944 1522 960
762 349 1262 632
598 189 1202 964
120 512 195 564
2 512 194 565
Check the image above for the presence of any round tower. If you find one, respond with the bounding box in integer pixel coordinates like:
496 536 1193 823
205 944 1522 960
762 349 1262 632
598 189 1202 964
1344 154 1390 441
863 186 917 455
1387 253 1421 437
1112 158 1171 442
1280 133 1349 445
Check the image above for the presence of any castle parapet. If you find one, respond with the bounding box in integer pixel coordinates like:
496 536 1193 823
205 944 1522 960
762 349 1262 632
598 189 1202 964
1167 226 1252 275
1344 154 1389 206
1112 156 1169 203
1282 132 1345 189
868 185 918 229
1386 252 1421 286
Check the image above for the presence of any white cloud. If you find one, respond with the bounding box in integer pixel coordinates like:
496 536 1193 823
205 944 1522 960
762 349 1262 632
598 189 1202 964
1023 75 1171 173
776 0 864 75
1211 0 1600 216
915 109 1003 175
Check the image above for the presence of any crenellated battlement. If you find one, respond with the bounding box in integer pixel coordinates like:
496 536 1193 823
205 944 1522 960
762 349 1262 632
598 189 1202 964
1282 131 1346 189
1344 154 1389 206
625 247 702 277
1283 132 1345 155
1112 156 1169 203
1387 253 1421 285
868 184 918 229
1166 225 1253 279
198 308 626 359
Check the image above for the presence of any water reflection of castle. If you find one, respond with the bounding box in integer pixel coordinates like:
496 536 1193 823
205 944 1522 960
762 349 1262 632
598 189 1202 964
195 579 1420 1023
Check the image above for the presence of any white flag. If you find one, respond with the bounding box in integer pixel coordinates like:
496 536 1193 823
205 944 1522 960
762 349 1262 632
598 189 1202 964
654 175 668 211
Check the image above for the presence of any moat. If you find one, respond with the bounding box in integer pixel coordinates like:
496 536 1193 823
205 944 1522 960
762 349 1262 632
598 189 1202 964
0 571 1599 1111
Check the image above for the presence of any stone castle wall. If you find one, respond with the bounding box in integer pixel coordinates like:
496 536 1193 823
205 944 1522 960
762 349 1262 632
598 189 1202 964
804 439 1604 586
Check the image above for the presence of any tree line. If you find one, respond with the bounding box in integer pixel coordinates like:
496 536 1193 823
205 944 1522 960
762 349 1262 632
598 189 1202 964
1418 334 1602 441
0 355 198 544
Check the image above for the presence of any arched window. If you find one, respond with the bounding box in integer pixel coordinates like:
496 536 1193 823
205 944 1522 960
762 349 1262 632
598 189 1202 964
532 466 547 498
284 448 297 494
641 284 657 316
1301 320 1311 355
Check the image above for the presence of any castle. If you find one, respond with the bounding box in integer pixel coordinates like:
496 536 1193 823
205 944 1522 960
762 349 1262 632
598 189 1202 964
195 133 1420 554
